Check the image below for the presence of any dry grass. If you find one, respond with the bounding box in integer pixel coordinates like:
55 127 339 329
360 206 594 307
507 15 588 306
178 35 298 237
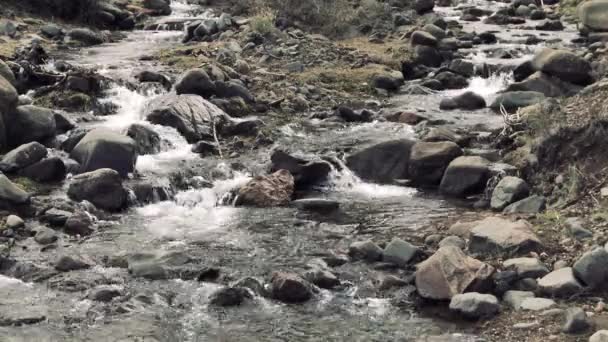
291 63 390 94
338 37 409 69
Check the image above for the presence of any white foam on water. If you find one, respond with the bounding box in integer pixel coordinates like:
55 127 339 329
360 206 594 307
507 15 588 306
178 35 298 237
444 72 513 99
350 298 392 317
98 85 154 130
137 170 252 239
327 166 416 198
0 275 25 287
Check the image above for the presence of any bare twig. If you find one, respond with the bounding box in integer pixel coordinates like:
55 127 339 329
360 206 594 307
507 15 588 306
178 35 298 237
212 120 224 159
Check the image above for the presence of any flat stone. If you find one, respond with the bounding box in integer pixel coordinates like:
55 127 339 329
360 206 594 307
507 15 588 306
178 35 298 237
503 257 549 278
503 195 547 214
383 238 419 267
503 290 535 310
449 292 500 319
538 267 584 297
469 217 542 257
520 297 556 311
349 240 383 262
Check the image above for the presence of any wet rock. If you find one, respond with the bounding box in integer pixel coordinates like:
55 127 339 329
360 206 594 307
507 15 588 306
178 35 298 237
145 94 231 143
484 14 526 25
6 215 24 229
336 106 373 122
20 157 67 182
531 48 593 85
469 217 542 257
191 141 218 156
127 123 161 155
440 91 486 110
503 257 549 278
449 59 475 77
536 20 564 31
538 267 584 297
209 287 252 306
490 176 530 210
573 247 608 289
0 60 16 87
41 208 72 226
293 198 339 213
379 275 409 291
423 24 446 39
143 0 171 15
349 240 383 262
55 255 90 272
6 105 56 148
439 156 490 197
270 272 314 303
579 0 608 31
421 127 466 144
68 28 103 46
304 268 340 289
565 217 593 240
513 61 535 82
411 31 438 46
434 71 468 89
71 128 137 177
563 307 591 334
135 70 171 89
415 245 495 300
507 71 582 98
530 9 546 20
232 277 267 297
0 142 47 172
371 71 404 92
414 45 442 68
383 238 419 267
235 170 294 207
128 262 168 280
409 141 463 186
34 227 58 245
0 174 30 206
439 236 466 249
489 91 546 112
88 285 123 302
520 297 556 311
64 211 94 236
215 80 255 103
503 290 535 310
346 139 415 183
590 330 608 342
449 293 499 319
67 168 128 211
503 195 547 214
174 68 216 98
415 0 435 14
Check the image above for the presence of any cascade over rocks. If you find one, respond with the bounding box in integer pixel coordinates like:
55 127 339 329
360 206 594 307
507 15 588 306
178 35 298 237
269 150 331 190
346 139 415 183
70 128 137 177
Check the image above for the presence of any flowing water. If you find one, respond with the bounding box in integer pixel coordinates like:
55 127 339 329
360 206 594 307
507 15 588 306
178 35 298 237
0 0 582 340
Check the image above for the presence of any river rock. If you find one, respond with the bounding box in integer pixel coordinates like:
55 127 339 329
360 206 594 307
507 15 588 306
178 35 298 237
503 290 535 310
209 287 252 306
408 141 463 186
55 255 90 272
490 91 546 112
579 0 608 31
88 285 123 302
423 24 446 39
269 150 331 190
143 0 171 15
175 68 216 98
503 257 549 278
520 297 556 311
449 293 499 319
40 24 63 39
411 31 438 46
64 211 94 236
440 91 486 110
34 227 58 245
68 28 103 46
538 267 584 297
349 240 383 262
536 20 564 31
469 217 542 257
413 45 442 67
371 71 404 91
439 156 490 197
127 123 161 155
67 168 128 211
573 247 608 289
434 71 468 89
303 268 340 289
506 71 582 97
145 94 231 143
71 128 137 177
513 61 535 82
6 105 56 147
439 236 466 249
235 170 294 207
590 330 608 342
20 157 67 183
346 139 415 183
270 272 314 303
415 0 435 13
415 245 495 300
565 217 593 240
383 238 419 267
293 198 339 213
503 195 547 214
490 176 530 210
215 80 255 103
0 59 16 87
5 215 24 229
563 307 591 334
531 48 593 85
0 142 47 172
0 174 30 206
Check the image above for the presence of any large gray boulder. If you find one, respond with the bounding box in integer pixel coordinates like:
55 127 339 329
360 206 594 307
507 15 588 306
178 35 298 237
439 156 490 197
503 257 549 278
0 173 30 206
127 123 161 155
5 105 56 148
538 267 584 297
415 245 495 300
449 293 499 319
0 142 47 172
411 30 438 46
20 157 67 183
270 272 314 303
490 176 530 210
70 128 137 177
383 238 419 267
145 94 231 143
67 168 128 211
506 71 582 97
269 150 332 190
174 69 216 98
489 91 546 112
468 217 542 257
346 139 415 183
234 170 294 207
409 141 463 186
579 0 608 31
531 48 593 85
572 247 608 289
